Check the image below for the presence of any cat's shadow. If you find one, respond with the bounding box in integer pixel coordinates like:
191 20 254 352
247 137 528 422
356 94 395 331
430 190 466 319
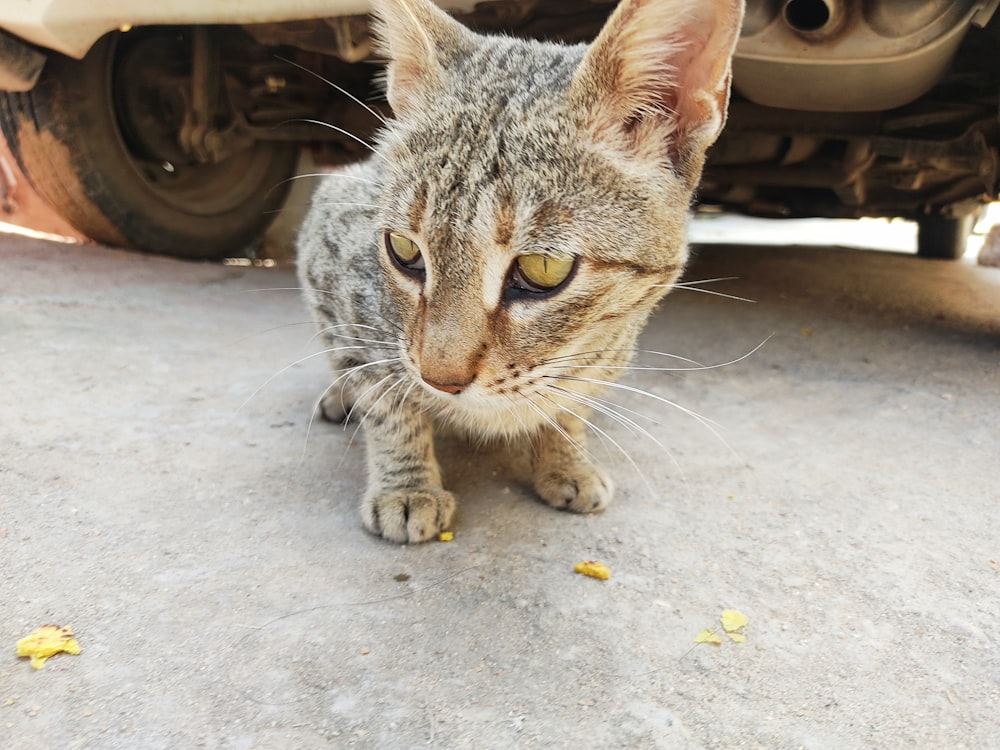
432 426 544 530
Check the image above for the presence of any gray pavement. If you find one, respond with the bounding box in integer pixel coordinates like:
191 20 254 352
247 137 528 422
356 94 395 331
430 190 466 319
2 233 999 748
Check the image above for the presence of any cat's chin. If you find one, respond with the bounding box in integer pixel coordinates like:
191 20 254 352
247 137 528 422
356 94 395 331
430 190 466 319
417 387 558 440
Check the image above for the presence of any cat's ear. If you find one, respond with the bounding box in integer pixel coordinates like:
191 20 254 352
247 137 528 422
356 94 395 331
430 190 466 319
371 0 474 115
570 0 744 183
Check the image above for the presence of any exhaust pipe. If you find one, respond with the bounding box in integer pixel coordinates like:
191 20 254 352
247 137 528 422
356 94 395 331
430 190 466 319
783 0 845 37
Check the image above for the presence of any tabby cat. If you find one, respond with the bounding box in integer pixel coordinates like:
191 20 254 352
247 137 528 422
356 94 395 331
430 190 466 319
298 0 744 542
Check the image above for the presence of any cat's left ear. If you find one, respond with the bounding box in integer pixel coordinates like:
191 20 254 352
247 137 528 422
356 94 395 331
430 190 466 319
372 0 475 115
570 0 744 184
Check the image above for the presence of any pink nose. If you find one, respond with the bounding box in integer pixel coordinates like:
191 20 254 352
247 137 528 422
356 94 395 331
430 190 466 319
422 377 468 395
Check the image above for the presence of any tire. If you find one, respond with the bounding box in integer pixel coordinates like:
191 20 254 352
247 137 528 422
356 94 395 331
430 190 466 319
916 213 976 260
0 30 299 260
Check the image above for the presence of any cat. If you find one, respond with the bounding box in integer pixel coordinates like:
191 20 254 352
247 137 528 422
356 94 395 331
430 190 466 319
297 0 744 543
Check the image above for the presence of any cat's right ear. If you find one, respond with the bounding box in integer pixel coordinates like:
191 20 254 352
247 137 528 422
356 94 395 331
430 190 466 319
371 0 474 115
570 0 744 185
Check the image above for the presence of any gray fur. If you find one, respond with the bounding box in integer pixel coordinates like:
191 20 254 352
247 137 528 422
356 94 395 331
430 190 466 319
297 0 743 543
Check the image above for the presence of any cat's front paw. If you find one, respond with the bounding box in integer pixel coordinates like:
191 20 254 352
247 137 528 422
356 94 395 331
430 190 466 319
361 487 456 543
318 391 353 424
534 461 613 514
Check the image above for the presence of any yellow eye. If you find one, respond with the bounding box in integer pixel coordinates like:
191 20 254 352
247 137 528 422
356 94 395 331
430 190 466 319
387 232 420 264
514 254 575 291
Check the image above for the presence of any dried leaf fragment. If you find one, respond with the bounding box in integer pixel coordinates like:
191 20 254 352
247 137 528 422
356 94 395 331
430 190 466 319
17 625 81 669
721 609 748 633
574 561 610 580
694 629 722 646
721 609 748 642
438 531 454 542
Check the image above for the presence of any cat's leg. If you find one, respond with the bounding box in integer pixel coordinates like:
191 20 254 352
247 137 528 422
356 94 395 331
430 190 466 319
316 353 359 424
318 378 354 424
359 399 455 543
531 412 613 514
319 393 351 423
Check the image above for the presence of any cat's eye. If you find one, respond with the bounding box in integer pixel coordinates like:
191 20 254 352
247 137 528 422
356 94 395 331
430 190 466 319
511 254 576 294
384 231 425 276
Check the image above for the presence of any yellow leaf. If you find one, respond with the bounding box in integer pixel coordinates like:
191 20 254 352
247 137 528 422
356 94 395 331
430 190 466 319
438 531 454 542
16 625 81 670
573 561 610 580
694 629 722 646
727 632 747 643
721 609 748 633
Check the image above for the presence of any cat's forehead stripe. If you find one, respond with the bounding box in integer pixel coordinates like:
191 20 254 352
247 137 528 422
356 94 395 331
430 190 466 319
588 258 678 277
494 196 516 247
408 181 428 234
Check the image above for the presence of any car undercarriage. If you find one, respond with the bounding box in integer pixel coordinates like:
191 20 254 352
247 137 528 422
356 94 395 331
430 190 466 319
1 0 998 258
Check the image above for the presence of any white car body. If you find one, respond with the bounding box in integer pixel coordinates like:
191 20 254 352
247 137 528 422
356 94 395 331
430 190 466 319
1 0 398 59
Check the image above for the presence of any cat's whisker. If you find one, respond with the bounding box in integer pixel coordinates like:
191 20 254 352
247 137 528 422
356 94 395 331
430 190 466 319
499 394 532 447
239 345 392 414
542 384 686 482
313 321 385 333
548 374 721 428
545 383 659 439
342 376 409 462
244 285 319 296
534 391 653 493
275 54 390 126
230 320 317 347
314 201 383 211
304 359 405 468
332 357 404 404
296 284 410 341
235 306 399 372
519 394 597 466
344 372 400 427
555 386 664 427
312 328 400 349
395 380 420 415
550 364 704 373
655 276 755 304
548 337 770 373
659 286 756 304
545 374 743 463
669 276 740 288
244 288 401 337
614 336 772 373
310 355 403 421
307 295 408 338
541 348 704 369
337 380 399 472
263 171 385 203
279 118 390 163
302 364 368 461
278 171 385 188
310 321 391 337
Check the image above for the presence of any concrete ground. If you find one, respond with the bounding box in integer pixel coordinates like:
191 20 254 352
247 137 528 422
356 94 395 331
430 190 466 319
1 229 998 749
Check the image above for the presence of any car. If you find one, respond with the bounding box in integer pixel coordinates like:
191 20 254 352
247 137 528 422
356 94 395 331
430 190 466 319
1 0 998 259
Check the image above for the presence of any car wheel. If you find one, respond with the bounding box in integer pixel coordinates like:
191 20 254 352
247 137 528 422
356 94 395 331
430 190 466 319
0 29 298 260
916 213 977 260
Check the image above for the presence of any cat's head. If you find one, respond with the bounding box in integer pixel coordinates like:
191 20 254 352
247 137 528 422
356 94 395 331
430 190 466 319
371 0 743 425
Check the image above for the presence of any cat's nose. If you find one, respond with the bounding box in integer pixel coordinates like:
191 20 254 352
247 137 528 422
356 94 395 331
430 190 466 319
422 376 470 395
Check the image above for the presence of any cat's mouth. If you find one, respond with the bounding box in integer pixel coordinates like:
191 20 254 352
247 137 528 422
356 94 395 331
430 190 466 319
416 374 514 415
